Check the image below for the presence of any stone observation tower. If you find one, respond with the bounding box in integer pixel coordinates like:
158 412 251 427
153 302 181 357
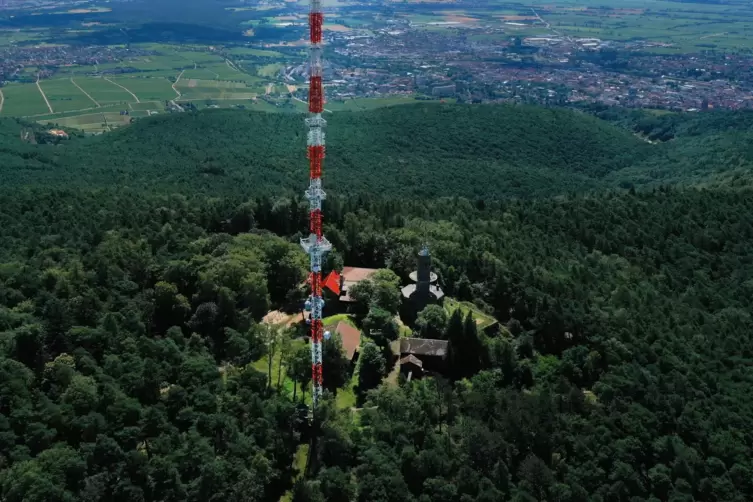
401 245 444 324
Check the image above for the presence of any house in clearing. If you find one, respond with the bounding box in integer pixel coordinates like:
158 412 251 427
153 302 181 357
398 337 449 380
324 320 362 364
338 266 379 304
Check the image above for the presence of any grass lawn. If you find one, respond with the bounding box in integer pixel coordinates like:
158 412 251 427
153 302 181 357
336 368 358 410
322 313 356 327
280 443 310 502
444 297 498 330
251 337 309 403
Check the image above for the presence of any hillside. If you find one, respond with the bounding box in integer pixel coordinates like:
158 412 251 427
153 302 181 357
584 106 753 189
1 103 652 199
3 103 753 501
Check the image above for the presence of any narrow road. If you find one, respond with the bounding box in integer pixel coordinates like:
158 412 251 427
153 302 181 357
172 69 185 99
531 7 572 42
225 59 241 72
101 112 112 132
104 77 140 103
24 106 97 118
0 88 4 115
36 75 53 114
71 78 100 107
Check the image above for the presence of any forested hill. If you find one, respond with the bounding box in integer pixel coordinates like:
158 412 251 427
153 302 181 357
1 103 653 199
3 103 753 501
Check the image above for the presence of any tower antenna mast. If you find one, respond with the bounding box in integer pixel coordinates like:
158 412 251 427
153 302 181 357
301 0 330 414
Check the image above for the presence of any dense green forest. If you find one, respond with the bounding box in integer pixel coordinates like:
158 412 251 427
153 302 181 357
2 104 753 501
5 103 753 200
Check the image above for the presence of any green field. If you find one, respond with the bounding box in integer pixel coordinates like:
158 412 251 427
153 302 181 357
34 103 124 122
39 78 95 112
389 0 753 51
175 78 258 101
181 68 222 81
226 47 286 58
0 38 291 122
74 77 136 105
174 50 223 64
251 337 308 402
109 77 177 101
326 95 418 111
40 110 130 133
444 297 499 330
129 101 164 111
0 83 49 116
121 55 191 73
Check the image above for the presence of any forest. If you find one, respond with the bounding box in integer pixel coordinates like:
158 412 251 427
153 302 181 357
6 103 753 200
1 103 753 501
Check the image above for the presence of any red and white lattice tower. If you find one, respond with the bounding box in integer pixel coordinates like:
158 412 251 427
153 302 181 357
301 0 330 411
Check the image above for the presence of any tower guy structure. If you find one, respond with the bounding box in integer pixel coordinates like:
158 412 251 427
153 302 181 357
301 0 331 412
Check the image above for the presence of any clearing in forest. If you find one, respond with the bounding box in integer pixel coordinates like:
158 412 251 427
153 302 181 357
444 297 499 330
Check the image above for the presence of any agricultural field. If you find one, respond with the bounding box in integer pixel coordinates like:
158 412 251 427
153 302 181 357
389 0 753 51
257 63 284 78
206 62 252 82
181 68 223 81
175 78 260 101
74 77 137 105
0 83 49 117
118 55 191 73
33 103 125 122
325 95 418 111
40 110 131 133
523 0 753 51
107 77 177 101
38 78 95 113
226 47 286 58
129 101 165 112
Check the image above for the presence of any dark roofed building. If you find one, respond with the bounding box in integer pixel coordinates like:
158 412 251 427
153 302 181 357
399 338 449 358
325 320 361 362
399 337 449 375
399 354 424 381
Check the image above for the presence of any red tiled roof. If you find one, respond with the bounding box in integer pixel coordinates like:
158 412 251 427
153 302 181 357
341 266 378 283
326 321 361 360
339 267 379 302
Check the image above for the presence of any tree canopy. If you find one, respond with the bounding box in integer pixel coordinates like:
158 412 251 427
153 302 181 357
2 103 753 501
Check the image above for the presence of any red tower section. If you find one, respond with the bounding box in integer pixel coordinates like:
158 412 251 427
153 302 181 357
308 145 324 178
309 12 323 44
309 76 323 113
